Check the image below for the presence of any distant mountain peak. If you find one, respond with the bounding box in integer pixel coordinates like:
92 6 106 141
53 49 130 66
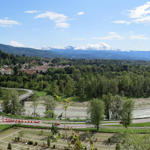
1 43 150 60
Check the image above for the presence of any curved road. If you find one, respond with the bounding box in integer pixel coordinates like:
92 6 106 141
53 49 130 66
2 87 34 102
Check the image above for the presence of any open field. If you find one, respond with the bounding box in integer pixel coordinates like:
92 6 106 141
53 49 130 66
0 127 115 150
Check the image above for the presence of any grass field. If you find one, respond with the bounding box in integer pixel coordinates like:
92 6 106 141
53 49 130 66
34 91 47 97
106 122 150 128
0 125 12 131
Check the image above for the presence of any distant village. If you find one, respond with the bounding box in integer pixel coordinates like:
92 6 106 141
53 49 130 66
0 60 70 75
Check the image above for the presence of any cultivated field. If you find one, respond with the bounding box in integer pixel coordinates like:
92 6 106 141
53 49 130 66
0 128 116 150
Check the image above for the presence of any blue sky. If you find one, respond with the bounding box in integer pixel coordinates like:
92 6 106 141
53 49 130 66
1 0 150 50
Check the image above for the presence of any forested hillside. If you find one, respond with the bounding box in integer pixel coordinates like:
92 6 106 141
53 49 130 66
1 51 150 99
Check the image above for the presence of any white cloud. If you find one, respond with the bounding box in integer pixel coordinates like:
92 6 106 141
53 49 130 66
35 11 69 28
130 34 148 40
75 43 111 50
56 22 70 28
93 32 124 40
10 41 24 47
129 2 150 19
0 18 19 27
25 10 39 14
133 16 150 23
128 2 150 23
77 12 85 16
113 20 131 25
114 2 150 25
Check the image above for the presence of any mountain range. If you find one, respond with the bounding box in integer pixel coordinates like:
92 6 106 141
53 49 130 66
1 43 150 61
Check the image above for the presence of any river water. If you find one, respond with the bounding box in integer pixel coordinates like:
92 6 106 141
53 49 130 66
24 102 150 119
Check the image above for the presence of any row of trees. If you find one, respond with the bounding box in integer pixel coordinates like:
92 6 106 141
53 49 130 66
89 97 134 130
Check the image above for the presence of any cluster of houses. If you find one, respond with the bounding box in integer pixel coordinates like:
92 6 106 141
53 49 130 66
0 66 12 75
21 64 70 75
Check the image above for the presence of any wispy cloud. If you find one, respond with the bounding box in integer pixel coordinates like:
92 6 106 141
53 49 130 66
93 32 124 40
56 22 70 28
77 12 85 16
24 10 39 14
0 18 19 27
10 41 24 47
35 11 70 28
129 34 148 40
113 20 131 25
129 1 150 23
114 2 150 25
129 2 150 19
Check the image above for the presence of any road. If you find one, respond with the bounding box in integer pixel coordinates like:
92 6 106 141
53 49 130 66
1 87 34 102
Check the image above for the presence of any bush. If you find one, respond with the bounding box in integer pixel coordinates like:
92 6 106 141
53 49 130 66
28 141 33 145
7 143 12 150
53 145 56 149
47 136 50 147
107 133 124 144
116 143 121 150
34 142 38 146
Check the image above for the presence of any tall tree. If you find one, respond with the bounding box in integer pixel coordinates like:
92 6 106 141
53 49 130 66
44 95 56 118
121 99 134 128
2 90 22 115
31 94 38 117
88 99 104 131
110 95 123 120
102 93 113 120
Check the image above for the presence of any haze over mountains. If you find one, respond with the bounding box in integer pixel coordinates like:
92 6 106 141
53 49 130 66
1 43 150 61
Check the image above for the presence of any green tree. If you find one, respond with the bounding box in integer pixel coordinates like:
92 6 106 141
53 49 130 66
121 99 134 128
44 95 56 118
102 93 113 120
88 99 104 131
31 94 38 117
110 95 123 120
2 90 22 115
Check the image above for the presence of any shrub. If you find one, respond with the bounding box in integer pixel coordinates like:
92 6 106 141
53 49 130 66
52 145 56 149
116 143 121 150
34 142 38 146
47 136 50 147
27 141 33 145
7 143 12 150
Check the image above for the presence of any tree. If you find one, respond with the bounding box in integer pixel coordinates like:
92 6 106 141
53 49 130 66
102 93 113 120
110 95 123 120
121 99 134 128
103 95 123 120
88 99 104 131
2 90 22 115
44 95 56 118
31 94 38 117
